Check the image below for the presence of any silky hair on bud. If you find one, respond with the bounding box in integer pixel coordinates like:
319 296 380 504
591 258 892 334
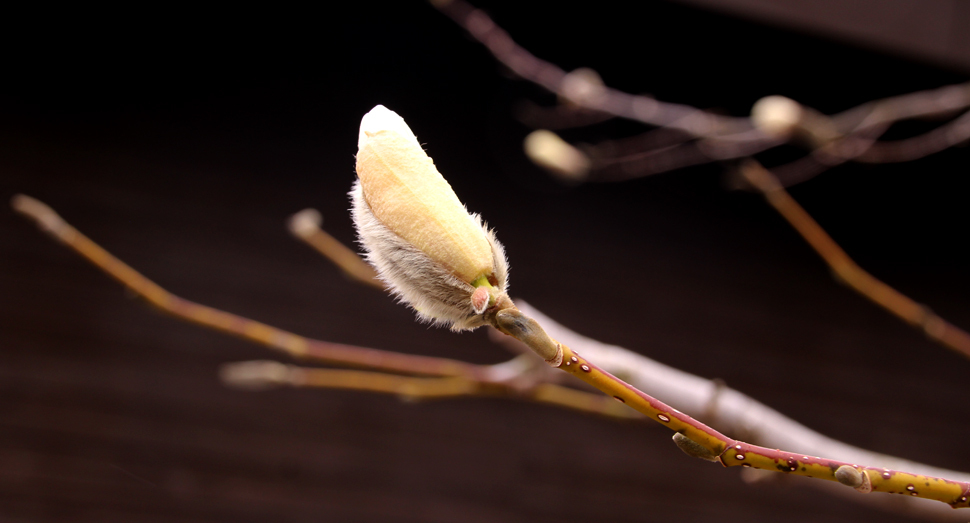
351 181 509 331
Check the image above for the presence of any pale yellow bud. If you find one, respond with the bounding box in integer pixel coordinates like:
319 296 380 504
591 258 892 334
356 105 493 283
750 95 803 138
523 129 591 181
351 105 509 331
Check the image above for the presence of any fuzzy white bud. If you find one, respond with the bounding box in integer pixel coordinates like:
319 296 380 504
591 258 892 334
352 105 509 331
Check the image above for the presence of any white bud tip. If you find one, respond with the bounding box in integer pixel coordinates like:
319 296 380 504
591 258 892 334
288 208 323 238
751 95 803 138
358 104 420 150
524 130 591 180
11 194 66 234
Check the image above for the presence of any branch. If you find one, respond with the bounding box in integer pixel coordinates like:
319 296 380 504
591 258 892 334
15 194 970 509
490 306 970 510
220 359 640 419
288 208 384 289
284 201 970 514
10 194 479 379
854 110 970 164
434 0 970 185
507 300 970 519
11 194 638 422
436 0 970 137
431 0 752 137
289 199 970 511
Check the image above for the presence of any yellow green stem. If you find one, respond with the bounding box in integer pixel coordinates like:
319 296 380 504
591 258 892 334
471 274 492 288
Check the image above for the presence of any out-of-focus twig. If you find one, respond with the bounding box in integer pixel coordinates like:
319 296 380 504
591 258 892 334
854 109 970 163
288 208 384 289
769 122 891 186
831 82 970 133
220 359 640 418
432 0 752 138
738 162 970 360
434 0 970 186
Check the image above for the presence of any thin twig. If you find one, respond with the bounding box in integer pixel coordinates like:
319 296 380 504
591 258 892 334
11 194 640 421
220 360 640 418
434 0 970 184
432 0 752 138
11 194 479 378
288 208 384 289
770 122 891 186
738 162 970 360
436 0 970 138
831 82 970 134
855 110 970 164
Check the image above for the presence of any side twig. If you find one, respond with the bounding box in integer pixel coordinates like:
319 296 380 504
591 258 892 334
288 208 384 289
434 0 970 186
738 162 970 361
220 359 639 418
11 194 477 378
432 0 752 138
11 194 637 420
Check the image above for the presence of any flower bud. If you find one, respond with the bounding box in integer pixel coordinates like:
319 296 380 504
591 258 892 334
352 105 509 331
524 129 590 181
750 95 803 138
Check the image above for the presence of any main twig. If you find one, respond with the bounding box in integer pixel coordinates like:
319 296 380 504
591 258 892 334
491 306 970 509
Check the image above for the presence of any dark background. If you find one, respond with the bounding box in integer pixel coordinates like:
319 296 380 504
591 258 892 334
2 2 969 522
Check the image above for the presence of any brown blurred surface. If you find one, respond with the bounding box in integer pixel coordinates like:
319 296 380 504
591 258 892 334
2 2 969 522
670 0 970 73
